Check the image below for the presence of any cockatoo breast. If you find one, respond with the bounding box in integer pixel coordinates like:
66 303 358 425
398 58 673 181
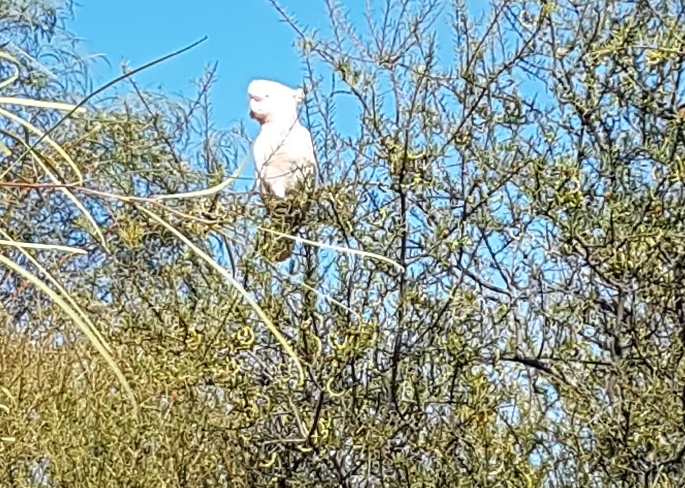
252 122 316 199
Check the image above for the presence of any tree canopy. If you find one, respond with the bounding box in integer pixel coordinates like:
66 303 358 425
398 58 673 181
2 0 685 486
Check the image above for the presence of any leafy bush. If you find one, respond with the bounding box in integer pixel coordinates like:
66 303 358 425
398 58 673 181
2 0 685 486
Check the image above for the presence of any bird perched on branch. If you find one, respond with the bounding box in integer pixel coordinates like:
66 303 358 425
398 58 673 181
248 79 318 261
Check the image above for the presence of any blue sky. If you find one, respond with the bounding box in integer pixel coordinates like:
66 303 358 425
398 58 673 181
67 1 492 132
68 1 366 132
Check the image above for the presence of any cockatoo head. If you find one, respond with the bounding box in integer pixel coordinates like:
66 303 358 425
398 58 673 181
248 79 304 126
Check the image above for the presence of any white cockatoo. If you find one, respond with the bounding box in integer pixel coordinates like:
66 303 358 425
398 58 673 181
248 79 317 261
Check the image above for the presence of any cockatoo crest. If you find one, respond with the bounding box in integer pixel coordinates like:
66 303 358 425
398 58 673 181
248 79 304 126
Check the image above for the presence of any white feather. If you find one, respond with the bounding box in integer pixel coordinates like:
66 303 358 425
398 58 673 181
247 79 317 199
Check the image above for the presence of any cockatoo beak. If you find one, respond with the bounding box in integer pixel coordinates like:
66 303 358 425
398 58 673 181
249 94 265 122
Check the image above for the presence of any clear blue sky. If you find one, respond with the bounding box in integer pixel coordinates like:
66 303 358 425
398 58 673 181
67 1 491 132
68 1 368 133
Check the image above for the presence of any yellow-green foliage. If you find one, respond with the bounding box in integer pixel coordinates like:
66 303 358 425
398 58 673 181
4 0 685 486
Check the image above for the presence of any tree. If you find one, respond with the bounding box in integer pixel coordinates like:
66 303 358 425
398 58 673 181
2 0 685 486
